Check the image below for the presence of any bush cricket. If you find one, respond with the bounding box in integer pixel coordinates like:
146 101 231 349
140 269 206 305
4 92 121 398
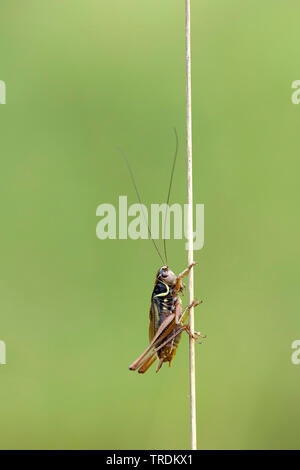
122 130 204 374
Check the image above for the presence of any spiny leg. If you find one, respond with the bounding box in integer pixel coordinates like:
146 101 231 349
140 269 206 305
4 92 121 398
178 261 197 280
134 304 205 373
129 314 175 370
175 262 197 291
131 308 196 371
156 358 164 373
176 299 206 342
137 327 185 372
176 299 202 324
135 326 186 372
138 355 157 374
181 324 205 343
182 308 206 340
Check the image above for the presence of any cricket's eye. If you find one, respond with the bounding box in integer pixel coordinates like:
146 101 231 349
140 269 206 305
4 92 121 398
161 271 168 278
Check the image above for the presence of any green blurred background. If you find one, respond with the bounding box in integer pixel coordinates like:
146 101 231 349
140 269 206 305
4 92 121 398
0 0 300 450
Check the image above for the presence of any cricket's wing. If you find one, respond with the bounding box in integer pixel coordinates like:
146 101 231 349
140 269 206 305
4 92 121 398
149 298 160 343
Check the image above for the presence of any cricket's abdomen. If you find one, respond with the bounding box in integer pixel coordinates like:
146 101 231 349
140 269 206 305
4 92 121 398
157 325 182 366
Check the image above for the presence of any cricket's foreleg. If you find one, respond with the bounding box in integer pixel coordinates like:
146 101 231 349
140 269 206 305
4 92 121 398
178 261 197 280
174 262 197 291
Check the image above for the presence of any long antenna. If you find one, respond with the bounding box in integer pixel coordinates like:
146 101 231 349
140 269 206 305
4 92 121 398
119 149 165 265
185 0 197 450
163 128 179 266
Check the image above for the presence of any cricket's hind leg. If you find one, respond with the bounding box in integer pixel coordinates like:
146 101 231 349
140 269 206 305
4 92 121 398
129 314 175 371
138 355 157 374
135 324 184 373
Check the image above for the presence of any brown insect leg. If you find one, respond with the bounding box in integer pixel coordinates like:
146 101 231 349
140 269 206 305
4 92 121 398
174 297 183 324
174 261 197 291
178 261 197 279
180 300 202 324
175 299 202 324
181 324 204 343
138 355 157 374
135 326 186 372
132 301 204 373
176 300 204 342
156 358 164 373
129 314 175 371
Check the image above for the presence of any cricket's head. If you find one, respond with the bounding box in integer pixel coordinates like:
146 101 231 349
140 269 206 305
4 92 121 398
156 266 177 286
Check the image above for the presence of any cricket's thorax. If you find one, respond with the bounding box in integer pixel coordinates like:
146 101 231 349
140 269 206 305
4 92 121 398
152 280 177 315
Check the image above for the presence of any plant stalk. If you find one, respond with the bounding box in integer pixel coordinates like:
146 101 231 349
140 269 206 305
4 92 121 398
185 0 197 451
